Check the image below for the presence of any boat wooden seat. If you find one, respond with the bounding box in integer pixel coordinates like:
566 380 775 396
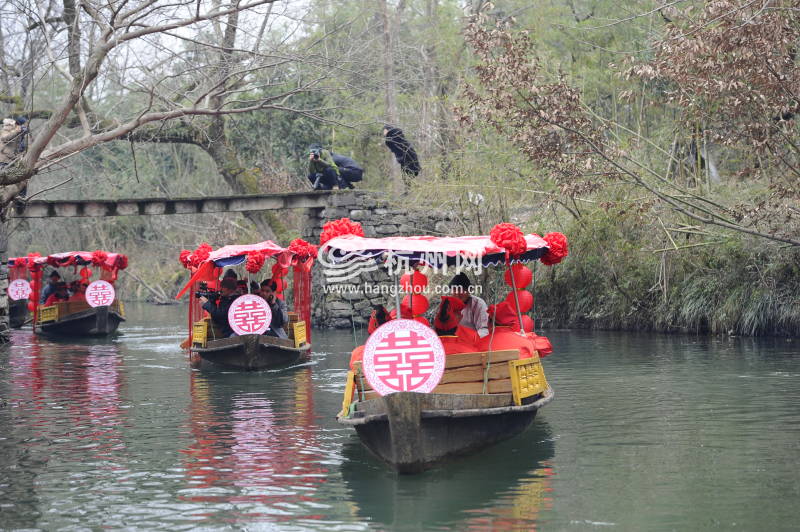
191 317 226 348
347 349 548 407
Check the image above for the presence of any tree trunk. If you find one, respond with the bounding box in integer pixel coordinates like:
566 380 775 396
379 0 402 193
0 217 9 343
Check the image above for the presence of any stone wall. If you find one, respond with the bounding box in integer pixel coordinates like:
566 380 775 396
302 191 457 329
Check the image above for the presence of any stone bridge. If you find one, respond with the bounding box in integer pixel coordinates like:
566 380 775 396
4 189 458 332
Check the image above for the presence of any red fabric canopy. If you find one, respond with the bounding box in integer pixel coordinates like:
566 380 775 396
206 241 289 263
320 234 549 266
323 234 545 256
175 241 293 299
28 251 128 271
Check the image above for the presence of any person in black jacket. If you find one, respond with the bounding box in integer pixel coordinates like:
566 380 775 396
331 152 363 189
199 278 239 338
382 125 421 178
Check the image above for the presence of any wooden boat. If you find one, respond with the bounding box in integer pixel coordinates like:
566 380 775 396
36 300 125 337
7 256 31 328
190 313 310 370
19 250 128 338
323 221 568 473
340 349 553 473
177 239 316 370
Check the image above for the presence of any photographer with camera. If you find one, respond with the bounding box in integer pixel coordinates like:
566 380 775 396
260 278 288 338
198 277 239 338
307 143 341 190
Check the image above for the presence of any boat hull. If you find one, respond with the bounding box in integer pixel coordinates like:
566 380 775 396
339 389 553 473
37 306 124 337
9 299 28 328
192 334 311 370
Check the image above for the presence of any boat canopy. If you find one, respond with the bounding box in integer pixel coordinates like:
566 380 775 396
176 240 293 298
205 241 290 268
320 234 549 267
9 251 128 271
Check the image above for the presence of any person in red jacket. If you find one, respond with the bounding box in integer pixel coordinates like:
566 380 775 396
44 282 69 306
69 281 88 302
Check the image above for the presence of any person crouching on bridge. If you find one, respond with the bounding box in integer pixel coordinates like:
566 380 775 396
199 278 238 338
260 279 288 339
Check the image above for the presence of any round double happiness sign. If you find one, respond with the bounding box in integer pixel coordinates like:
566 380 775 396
362 319 446 396
8 279 32 301
86 280 116 307
227 294 272 336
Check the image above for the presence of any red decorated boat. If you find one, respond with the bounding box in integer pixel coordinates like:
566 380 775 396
176 239 316 370
7 256 33 328
326 219 568 473
15 251 129 337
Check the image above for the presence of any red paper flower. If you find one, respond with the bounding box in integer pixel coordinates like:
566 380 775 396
190 243 212 268
179 250 192 269
46 256 60 267
91 250 108 266
490 223 527 257
540 232 568 266
26 253 41 272
319 218 364 246
288 238 318 259
245 251 266 273
114 254 128 270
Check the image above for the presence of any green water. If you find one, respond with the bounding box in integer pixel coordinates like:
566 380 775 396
1 303 798 530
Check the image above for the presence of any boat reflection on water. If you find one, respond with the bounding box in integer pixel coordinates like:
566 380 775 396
181 366 330 525
340 421 555 530
2 331 127 528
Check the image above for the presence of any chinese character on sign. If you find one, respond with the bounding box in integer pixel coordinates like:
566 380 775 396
227 294 272 336
8 279 32 301
362 319 446 396
86 280 115 307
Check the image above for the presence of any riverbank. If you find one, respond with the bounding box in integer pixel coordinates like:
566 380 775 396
533 219 800 337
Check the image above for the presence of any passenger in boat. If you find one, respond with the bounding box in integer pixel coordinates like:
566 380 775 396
235 279 248 295
40 271 62 303
433 295 482 354
349 305 391 369
260 278 288 338
307 144 340 190
44 282 70 306
199 277 238 338
223 269 238 281
433 295 465 336
449 272 489 338
68 281 88 302
249 281 260 294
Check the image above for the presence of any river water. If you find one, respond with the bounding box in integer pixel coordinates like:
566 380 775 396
0 303 798 531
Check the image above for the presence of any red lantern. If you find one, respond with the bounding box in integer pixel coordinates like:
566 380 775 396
400 271 428 293
505 290 533 313
503 264 533 289
401 294 429 316
80 267 92 280
521 315 535 333
27 301 35 312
